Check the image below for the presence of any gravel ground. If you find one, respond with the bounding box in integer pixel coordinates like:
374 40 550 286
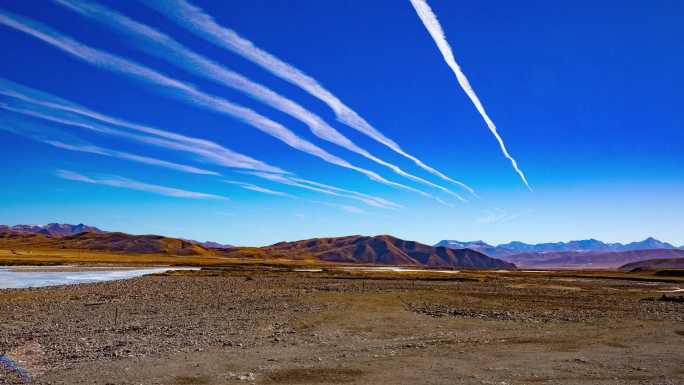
1 268 683 384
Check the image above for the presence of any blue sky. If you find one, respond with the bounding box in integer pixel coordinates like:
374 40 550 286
0 0 682 246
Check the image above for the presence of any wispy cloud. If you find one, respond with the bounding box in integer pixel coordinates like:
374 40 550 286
1 92 408 212
0 11 433 199
476 208 532 224
0 99 286 174
0 82 406 211
284 176 402 210
312 201 365 214
139 0 474 194
56 169 97 184
53 0 466 201
409 0 531 191
242 171 401 210
223 180 295 198
0 78 287 174
0 113 221 175
56 169 227 200
48 140 220 176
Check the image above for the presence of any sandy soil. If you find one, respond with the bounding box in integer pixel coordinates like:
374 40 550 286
1 267 683 385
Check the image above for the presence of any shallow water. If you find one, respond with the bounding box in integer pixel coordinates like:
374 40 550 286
0 266 199 289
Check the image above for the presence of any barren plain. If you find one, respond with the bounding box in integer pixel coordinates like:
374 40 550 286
1 264 683 385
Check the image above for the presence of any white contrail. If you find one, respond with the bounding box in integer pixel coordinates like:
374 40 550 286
0 77 274 168
223 180 295 198
242 171 401 210
0 78 287 174
409 0 531 191
139 0 474 194
1 84 403 210
0 10 437 199
0 113 219 176
47 140 220 176
0 99 286 174
54 0 467 200
56 169 227 200
284 176 403 210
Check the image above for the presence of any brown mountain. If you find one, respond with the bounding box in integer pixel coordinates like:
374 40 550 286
502 249 684 269
0 231 211 256
0 228 515 269
620 258 684 271
225 235 515 269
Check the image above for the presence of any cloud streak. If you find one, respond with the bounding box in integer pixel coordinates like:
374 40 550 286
139 0 473 194
53 0 464 200
242 171 401 210
223 180 295 198
0 78 287 174
476 208 533 224
48 140 220 176
56 169 227 200
0 81 402 211
409 0 531 190
312 201 365 214
0 10 434 199
0 98 286 174
0 114 219 175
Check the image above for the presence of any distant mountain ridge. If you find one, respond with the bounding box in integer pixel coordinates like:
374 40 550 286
435 237 679 258
0 224 232 249
0 223 103 237
194 241 233 249
433 240 512 258
435 237 684 269
504 249 684 269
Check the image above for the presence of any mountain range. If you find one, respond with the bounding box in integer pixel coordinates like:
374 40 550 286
0 223 103 237
3 223 682 270
435 237 681 257
0 223 231 249
435 238 684 269
0 224 513 269
503 249 684 269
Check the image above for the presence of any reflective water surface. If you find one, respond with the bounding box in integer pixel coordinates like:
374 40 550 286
0 266 199 289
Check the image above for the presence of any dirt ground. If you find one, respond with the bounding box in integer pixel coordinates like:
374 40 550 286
1 267 683 385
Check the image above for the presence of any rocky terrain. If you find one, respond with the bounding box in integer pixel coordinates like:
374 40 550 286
1 267 683 384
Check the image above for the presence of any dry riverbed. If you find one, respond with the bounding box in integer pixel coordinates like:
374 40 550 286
1 267 683 384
